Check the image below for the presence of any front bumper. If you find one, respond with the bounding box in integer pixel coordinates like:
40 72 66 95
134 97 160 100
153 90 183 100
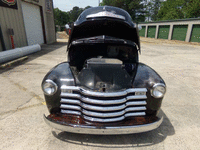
44 114 163 135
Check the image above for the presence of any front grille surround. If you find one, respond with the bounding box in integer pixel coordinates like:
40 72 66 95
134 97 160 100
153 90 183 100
60 86 147 122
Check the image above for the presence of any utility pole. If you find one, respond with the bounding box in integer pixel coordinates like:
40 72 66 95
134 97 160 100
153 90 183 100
99 0 100 6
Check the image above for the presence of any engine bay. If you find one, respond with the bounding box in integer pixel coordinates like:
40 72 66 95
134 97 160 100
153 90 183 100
69 44 138 71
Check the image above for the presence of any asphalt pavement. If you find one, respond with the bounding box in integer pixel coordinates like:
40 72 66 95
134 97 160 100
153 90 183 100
0 38 200 150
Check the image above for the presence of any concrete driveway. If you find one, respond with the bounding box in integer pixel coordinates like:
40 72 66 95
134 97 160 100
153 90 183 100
0 38 199 150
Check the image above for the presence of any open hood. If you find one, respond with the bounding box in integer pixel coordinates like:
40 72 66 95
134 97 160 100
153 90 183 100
67 6 140 52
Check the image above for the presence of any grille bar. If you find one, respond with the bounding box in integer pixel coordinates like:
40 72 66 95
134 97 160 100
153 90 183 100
60 110 146 122
60 86 147 122
82 109 125 118
84 115 125 123
61 110 81 116
61 85 147 97
82 107 146 118
82 103 126 111
60 105 146 118
83 112 146 122
61 99 81 105
61 98 147 106
82 97 127 105
60 99 147 111
60 104 81 111
60 94 147 105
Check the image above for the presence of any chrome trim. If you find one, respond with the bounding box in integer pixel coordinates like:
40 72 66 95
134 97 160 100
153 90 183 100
61 86 79 91
60 78 74 82
61 103 146 112
126 95 147 100
60 86 147 122
81 97 127 105
61 110 81 116
61 93 81 99
82 109 125 118
60 100 147 112
82 103 126 112
83 115 125 123
61 85 147 97
125 112 146 117
60 95 147 105
150 83 166 98
44 115 163 135
83 89 126 97
42 79 58 95
86 11 126 20
82 109 146 118
61 99 81 105
125 107 146 112
135 91 147 96
126 101 147 106
60 104 81 111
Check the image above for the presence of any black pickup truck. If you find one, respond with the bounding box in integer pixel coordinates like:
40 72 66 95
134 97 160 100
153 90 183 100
42 6 166 135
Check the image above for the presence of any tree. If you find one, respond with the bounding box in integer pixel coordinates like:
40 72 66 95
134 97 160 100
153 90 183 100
100 0 146 22
54 6 92 26
84 6 92 10
157 0 185 20
157 0 200 21
150 0 162 21
68 6 92 22
54 8 70 25
69 7 83 22
183 0 200 18
100 0 113 6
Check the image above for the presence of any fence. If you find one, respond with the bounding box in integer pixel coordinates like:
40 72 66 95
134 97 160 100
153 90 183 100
138 18 200 43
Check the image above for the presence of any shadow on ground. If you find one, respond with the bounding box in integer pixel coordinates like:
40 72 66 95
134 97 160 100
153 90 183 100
52 110 174 148
0 42 68 73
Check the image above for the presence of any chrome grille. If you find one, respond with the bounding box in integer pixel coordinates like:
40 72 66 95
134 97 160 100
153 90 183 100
60 85 147 122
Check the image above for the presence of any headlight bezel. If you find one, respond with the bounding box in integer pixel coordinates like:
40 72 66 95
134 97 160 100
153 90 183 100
42 79 58 95
151 83 166 98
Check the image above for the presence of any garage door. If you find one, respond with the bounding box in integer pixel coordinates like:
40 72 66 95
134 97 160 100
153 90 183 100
21 2 44 45
158 25 170 39
139 26 146 37
190 25 200 43
172 25 188 41
147 26 156 38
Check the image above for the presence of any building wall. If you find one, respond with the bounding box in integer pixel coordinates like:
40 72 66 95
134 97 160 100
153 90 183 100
0 0 27 51
139 19 200 43
42 0 56 44
0 0 56 52
23 0 56 44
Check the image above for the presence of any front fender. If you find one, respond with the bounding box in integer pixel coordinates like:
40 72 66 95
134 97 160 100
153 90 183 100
42 62 75 113
133 63 166 112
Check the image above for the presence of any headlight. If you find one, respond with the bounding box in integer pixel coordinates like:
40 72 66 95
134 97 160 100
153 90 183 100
42 80 58 95
151 83 166 98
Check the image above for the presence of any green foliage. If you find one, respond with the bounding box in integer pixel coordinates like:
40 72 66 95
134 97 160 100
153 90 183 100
84 6 92 10
68 6 83 22
100 0 146 22
157 0 200 21
54 8 70 26
146 0 162 21
157 0 185 20
54 0 200 24
54 6 92 26
183 0 200 18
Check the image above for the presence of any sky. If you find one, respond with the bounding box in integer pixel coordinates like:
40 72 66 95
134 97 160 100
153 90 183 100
53 0 102 12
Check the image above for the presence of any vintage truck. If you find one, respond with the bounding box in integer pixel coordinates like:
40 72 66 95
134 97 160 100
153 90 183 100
42 6 166 134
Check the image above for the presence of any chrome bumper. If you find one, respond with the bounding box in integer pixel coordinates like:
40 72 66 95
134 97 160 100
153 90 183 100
43 115 163 135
